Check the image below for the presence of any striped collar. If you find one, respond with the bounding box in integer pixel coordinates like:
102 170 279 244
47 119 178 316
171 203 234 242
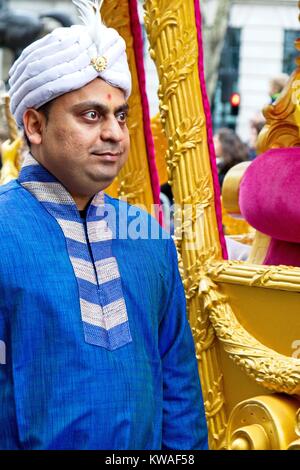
18 153 132 351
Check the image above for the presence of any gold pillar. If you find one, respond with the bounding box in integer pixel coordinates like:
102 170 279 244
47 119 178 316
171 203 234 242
144 0 227 448
102 1 156 211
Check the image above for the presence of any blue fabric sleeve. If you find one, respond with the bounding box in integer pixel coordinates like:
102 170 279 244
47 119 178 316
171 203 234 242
159 238 208 450
0 311 19 449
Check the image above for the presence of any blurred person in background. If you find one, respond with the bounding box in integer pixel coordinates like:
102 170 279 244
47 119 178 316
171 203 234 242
248 113 266 160
269 73 289 103
214 127 249 188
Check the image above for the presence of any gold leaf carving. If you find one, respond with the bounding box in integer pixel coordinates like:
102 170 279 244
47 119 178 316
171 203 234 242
192 313 216 358
208 260 300 291
250 267 285 287
205 376 226 419
144 0 184 48
184 250 217 300
118 170 145 201
158 32 197 103
167 117 204 180
198 274 300 395
182 176 212 207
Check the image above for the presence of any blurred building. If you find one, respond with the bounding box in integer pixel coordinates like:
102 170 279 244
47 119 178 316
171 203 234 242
0 0 76 80
209 0 299 141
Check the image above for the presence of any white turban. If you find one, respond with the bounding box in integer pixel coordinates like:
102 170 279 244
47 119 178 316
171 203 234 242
8 0 132 129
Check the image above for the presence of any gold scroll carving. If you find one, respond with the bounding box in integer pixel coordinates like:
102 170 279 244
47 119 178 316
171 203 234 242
198 269 300 396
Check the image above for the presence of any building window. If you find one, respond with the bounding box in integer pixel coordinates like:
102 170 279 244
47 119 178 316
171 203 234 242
283 30 300 75
212 27 241 131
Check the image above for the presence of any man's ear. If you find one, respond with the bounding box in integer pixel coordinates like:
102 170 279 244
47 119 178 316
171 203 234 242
23 108 46 145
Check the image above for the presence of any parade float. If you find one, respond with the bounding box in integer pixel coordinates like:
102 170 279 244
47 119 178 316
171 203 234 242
2 0 300 450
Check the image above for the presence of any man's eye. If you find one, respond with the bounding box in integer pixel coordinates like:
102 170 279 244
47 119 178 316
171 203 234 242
84 111 99 120
116 112 128 123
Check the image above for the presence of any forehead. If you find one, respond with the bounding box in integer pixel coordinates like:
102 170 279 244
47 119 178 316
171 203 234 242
54 78 126 108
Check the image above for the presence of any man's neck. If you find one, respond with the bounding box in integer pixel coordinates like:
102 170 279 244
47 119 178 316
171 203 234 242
28 151 95 211
72 195 93 211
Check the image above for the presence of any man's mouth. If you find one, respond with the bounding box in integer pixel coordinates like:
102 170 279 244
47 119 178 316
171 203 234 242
91 151 121 162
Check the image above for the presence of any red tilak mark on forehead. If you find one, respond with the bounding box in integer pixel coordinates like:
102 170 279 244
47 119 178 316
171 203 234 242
107 94 112 100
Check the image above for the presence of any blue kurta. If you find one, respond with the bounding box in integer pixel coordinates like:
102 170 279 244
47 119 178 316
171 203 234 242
0 155 208 450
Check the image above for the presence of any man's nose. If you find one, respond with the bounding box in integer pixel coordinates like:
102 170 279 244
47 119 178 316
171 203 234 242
100 117 123 142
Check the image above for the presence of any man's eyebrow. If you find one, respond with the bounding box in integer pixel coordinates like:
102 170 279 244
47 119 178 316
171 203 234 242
115 103 129 115
70 101 129 115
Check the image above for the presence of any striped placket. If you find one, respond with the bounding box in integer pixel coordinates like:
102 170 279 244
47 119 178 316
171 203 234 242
18 152 132 350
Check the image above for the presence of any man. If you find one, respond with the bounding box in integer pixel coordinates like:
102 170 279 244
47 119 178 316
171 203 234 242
269 73 289 103
0 0 208 450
